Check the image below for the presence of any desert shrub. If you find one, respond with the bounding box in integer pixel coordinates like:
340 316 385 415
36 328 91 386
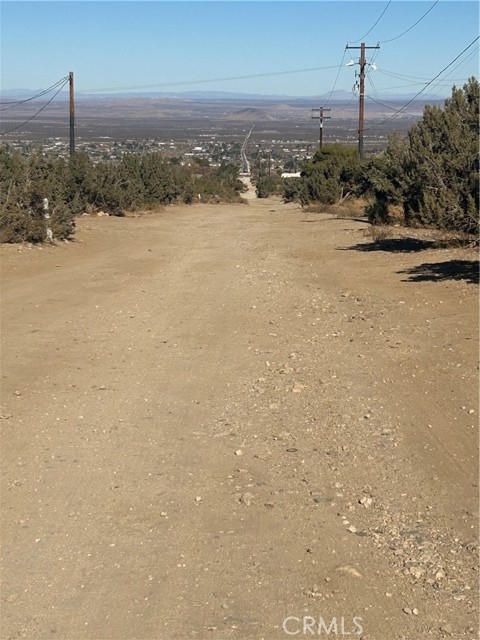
256 174 283 198
402 82 479 233
365 197 389 225
194 163 245 203
283 178 309 205
283 145 362 206
0 147 251 243
364 78 479 234
0 147 257 243
0 147 75 243
0 207 46 243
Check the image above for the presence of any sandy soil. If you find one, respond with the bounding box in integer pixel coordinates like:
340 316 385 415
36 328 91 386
1 195 478 640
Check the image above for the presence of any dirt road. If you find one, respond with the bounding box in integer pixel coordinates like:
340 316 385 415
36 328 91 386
1 196 478 640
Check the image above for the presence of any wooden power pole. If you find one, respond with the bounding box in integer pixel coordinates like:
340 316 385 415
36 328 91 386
311 106 331 149
69 71 75 156
358 43 366 160
346 43 380 159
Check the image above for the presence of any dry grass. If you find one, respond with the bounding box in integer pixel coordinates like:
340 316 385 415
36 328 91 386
366 225 392 243
364 223 478 249
304 197 368 219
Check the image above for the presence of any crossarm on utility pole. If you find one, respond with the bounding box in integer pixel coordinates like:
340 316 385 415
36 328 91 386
311 106 331 149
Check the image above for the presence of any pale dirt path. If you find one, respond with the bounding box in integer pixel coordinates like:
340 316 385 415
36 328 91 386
239 177 256 200
1 199 478 640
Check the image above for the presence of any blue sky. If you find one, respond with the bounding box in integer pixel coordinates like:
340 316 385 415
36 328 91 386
1 1 478 97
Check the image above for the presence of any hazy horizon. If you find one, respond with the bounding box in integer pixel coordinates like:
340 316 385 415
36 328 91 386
1 1 478 100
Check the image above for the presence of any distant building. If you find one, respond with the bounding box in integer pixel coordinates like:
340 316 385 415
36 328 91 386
281 172 302 178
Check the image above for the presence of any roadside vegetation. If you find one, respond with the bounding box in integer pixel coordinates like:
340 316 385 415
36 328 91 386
0 151 246 243
0 78 477 244
255 174 284 199
261 78 479 238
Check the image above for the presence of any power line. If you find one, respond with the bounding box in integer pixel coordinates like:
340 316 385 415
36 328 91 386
362 50 382 108
377 63 478 85
82 64 342 93
415 46 480 102
0 77 69 136
366 93 422 118
350 1 391 44
375 66 479 94
381 1 439 44
0 76 69 109
345 91 358 109
378 68 451 82
364 35 479 131
366 70 381 101
324 46 348 107
386 36 478 115
375 81 471 91
377 67 479 83
368 47 381 70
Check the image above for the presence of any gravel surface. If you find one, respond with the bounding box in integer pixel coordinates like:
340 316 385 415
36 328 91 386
1 195 478 640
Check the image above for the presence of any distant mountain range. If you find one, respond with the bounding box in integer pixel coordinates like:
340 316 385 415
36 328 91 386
0 88 448 103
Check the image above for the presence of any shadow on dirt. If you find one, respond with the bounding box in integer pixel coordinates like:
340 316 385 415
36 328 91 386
341 238 436 253
302 217 368 224
399 260 479 284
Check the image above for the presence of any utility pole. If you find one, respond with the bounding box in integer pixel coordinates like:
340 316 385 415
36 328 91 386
69 71 75 156
311 106 331 149
358 44 366 160
346 43 379 159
